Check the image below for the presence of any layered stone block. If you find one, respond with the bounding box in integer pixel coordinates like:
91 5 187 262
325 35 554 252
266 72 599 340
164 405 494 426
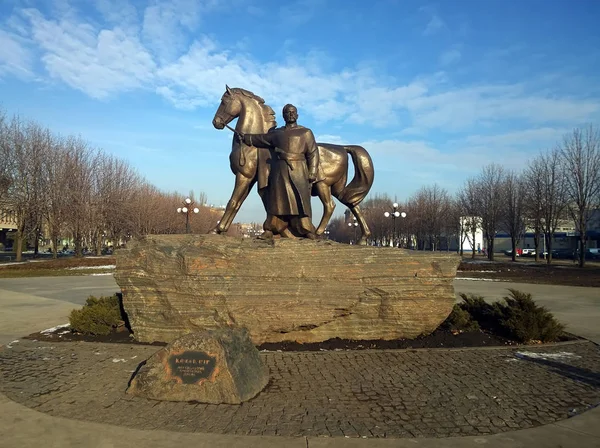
114 234 460 344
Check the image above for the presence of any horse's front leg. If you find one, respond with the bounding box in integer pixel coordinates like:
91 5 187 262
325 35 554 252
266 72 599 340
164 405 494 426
212 173 256 233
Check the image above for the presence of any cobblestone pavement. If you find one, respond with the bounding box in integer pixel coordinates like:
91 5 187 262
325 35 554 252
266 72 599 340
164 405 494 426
1 340 599 439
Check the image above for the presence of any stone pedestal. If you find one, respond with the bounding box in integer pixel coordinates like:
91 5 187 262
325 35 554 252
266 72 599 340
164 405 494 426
127 327 268 404
115 234 460 344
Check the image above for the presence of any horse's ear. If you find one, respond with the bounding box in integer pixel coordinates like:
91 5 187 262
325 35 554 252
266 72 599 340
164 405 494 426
225 85 232 95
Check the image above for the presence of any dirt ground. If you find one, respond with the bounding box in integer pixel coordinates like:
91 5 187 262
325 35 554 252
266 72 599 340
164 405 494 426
26 324 580 351
458 256 600 287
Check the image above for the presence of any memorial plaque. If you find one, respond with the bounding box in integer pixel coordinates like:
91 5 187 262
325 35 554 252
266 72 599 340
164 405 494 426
127 329 269 403
165 351 217 385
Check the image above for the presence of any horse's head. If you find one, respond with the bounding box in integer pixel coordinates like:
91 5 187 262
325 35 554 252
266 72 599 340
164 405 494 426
212 85 241 130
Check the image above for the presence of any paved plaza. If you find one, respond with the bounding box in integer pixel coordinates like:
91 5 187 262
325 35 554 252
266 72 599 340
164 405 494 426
0 275 599 447
1 338 599 439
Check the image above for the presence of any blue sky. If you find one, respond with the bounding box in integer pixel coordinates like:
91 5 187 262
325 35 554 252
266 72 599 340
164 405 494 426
1 0 600 223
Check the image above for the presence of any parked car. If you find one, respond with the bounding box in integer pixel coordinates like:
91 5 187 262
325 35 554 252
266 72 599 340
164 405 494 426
503 248 523 257
521 249 535 256
584 249 600 260
552 249 575 260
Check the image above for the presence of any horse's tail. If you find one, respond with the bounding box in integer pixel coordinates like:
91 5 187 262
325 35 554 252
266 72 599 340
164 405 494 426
338 145 375 206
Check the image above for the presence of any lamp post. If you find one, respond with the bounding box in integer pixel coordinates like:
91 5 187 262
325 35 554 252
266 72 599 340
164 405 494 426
347 217 358 244
384 202 407 247
176 197 199 234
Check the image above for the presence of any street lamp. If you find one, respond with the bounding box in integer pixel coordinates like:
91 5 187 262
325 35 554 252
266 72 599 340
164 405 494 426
348 216 358 244
176 197 200 234
383 202 407 247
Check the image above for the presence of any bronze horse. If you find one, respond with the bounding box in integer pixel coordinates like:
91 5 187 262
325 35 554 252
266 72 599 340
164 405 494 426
211 86 374 244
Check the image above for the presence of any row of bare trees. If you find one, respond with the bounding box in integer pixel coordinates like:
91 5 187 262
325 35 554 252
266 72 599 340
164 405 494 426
0 109 234 261
328 124 600 267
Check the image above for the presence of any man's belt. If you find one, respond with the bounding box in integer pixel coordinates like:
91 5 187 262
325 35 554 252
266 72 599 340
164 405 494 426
274 148 305 170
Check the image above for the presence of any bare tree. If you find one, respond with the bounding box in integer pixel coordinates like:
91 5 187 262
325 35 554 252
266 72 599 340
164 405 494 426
537 148 568 264
23 122 52 257
445 198 464 254
406 185 451 250
0 109 12 201
502 170 527 261
559 125 600 267
524 158 545 261
5 115 31 261
457 178 481 259
43 134 71 258
477 163 505 260
63 136 96 257
361 194 394 246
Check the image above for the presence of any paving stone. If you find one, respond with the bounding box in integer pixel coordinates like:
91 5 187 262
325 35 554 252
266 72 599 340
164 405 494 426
0 340 599 438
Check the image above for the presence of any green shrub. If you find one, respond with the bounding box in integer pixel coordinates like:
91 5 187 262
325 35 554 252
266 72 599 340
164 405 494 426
442 304 480 331
69 294 122 336
451 289 565 343
493 289 565 343
457 293 502 331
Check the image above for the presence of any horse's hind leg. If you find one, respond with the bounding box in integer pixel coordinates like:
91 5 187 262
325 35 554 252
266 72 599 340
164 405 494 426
213 173 256 233
314 181 336 236
349 204 371 245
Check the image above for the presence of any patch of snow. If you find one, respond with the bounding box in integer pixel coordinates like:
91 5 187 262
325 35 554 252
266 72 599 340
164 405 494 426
112 358 127 363
6 340 19 348
67 265 115 270
58 330 70 335
89 273 114 276
0 262 26 267
455 277 507 282
515 351 582 361
0 259 52 267
41 324 70 334
457 270 497 273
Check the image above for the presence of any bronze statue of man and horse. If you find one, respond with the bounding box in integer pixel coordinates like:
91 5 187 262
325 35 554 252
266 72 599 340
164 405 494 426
211 85 374 244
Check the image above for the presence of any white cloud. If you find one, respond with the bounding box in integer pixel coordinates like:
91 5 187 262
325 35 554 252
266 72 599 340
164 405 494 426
404 84 599 132
315 134 347 144
278 0 322 27
95 0 139 28
23 8 155 98
0 29 33 78
141 0 217 62
462 127 568 147
423 15 445 35
2 3 599 137
439 48 461 66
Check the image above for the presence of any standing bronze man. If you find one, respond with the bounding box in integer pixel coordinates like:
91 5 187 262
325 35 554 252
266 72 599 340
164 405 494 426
240 104 319 239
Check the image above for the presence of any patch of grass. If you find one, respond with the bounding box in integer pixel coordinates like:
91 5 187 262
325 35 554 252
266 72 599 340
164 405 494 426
0 269 114 278
0 256 115 278
69 294 123 336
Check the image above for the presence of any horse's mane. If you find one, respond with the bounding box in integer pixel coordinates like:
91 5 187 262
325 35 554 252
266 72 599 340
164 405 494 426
231 87 277 130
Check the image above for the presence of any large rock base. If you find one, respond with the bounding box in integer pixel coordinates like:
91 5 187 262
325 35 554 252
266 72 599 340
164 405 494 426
127 327 268 404
115 234 461 344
